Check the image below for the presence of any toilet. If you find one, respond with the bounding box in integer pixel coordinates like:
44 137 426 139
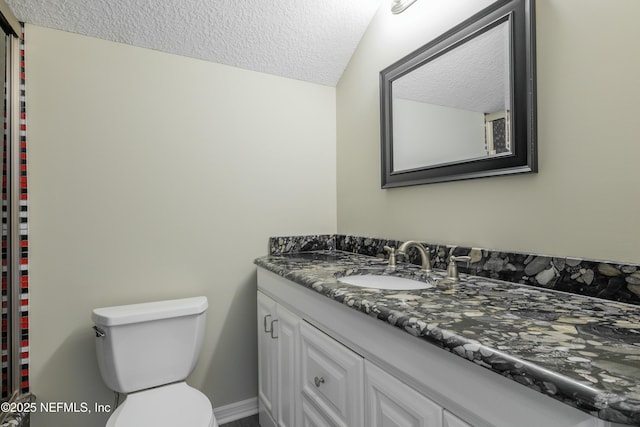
92 296 218 427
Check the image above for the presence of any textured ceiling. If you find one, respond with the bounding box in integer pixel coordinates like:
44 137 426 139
394 20 509 113
6 0 384 86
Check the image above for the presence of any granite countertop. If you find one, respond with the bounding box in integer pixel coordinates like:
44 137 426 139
255 250 640 426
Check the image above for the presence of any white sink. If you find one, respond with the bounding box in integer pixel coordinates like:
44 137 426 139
338 274 434 290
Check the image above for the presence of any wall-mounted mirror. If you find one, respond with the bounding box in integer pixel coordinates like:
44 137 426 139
380 0 536 187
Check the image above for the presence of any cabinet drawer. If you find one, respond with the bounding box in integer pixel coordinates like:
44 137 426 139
365 361 442 427
301 396 336 427
300 321 364 427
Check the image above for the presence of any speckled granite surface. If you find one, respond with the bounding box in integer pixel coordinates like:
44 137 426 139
269 235 640 305
255 249 640 425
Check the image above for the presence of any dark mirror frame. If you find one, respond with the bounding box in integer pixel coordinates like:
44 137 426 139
380 0 536 187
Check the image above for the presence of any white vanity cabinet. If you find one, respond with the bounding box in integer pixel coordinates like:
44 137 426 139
299 321 364 427
258 288 455 427
257 267 622 427
259 290 364 427
257 292 300 427
257 292 277 426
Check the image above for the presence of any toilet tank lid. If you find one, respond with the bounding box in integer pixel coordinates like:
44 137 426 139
92 296 208 326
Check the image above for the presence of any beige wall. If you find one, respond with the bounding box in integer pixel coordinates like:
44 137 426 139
337 0 640 265
26 25 336 426
24 0 640 424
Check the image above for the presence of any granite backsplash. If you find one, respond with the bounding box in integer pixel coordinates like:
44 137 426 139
268 234 640 306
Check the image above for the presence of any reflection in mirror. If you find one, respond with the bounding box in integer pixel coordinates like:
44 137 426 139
392 21 511 171
380 0 536 187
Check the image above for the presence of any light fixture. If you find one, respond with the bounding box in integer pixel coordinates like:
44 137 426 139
390 0 417 14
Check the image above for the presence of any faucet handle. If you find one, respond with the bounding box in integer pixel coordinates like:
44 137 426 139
445 255 471 282
383 246 397 269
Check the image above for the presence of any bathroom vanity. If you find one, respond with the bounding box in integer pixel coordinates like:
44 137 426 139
255 250 640 427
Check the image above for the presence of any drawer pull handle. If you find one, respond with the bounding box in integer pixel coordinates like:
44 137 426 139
314 376 325 387
270 319 278 339
264 314 272 333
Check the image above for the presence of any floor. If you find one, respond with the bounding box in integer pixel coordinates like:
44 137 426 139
220 414 260 427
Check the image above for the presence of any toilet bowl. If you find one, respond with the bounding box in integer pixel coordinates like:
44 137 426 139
92 297 217 427
106 382 216 427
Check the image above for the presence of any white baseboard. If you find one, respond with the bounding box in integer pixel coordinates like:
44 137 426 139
213 396 258 425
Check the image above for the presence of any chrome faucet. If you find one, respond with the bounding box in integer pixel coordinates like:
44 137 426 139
396 241 431 272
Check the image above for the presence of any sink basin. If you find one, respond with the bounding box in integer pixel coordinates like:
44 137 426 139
338 274 434 290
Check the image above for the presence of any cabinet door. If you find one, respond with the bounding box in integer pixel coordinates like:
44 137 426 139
300 321 364 427
258 292 278 427
276 304 299 427
365 361 443 427
301 397 336 427
443 411 473 427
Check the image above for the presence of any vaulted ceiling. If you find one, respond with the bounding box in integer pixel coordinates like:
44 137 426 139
6 0 384 86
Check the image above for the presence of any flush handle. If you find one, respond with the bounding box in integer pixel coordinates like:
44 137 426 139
314 376 325 387
92 326 105 338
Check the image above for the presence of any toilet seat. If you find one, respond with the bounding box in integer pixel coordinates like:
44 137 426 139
106 382 217 427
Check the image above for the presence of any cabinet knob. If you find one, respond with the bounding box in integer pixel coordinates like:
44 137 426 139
314 376 325 387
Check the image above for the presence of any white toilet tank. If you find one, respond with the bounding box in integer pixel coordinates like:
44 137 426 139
92 296 208 394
